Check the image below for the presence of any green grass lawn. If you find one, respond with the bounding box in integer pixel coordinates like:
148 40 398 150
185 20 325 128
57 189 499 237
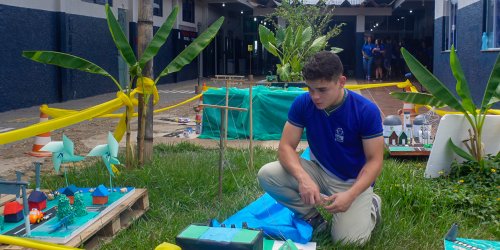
42 142 499 249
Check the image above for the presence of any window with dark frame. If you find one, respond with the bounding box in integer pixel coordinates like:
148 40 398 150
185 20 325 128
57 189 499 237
154 0 163 17
183 0 195 23
484 0 500 48
82 0 113 6
442 0 457 51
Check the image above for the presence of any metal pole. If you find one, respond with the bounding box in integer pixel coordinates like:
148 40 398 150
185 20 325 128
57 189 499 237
22 185 30 236
34 162 42 191
219 109 226 201
15 171 23 199
197 22 202 91
249 82 253 170
224 80 229 146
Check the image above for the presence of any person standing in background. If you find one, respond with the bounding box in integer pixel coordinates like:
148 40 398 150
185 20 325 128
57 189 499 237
361 36 375 81
372 39 385 82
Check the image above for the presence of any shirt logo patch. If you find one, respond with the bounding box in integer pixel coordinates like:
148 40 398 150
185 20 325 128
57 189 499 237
335 128 344 142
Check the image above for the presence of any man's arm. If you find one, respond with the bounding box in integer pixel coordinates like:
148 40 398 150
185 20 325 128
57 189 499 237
279 122 322 205
324 136 384 213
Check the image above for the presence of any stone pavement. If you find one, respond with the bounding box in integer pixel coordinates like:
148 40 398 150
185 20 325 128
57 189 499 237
357 79 406 118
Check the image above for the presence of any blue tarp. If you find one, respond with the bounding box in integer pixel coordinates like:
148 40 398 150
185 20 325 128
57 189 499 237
212 193 313 244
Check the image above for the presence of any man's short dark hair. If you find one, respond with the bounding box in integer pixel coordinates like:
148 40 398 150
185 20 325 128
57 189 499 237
302 51 344 81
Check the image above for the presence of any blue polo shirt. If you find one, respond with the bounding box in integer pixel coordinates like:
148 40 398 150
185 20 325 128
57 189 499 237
362 43 375 58
288 90 382 181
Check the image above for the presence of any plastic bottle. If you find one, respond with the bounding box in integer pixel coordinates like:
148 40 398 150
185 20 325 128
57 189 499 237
482 32 488 50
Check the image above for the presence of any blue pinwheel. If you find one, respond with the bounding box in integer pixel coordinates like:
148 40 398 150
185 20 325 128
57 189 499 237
87 132 120 190
41 134 85 186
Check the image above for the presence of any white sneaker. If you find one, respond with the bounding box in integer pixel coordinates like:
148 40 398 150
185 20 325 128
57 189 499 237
372 193 382 226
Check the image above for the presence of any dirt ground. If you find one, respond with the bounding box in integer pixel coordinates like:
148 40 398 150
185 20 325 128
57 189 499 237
0 99 293 183
0 101 197 181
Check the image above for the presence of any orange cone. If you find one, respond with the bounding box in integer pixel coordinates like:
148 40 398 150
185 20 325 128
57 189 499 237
28 112 52 157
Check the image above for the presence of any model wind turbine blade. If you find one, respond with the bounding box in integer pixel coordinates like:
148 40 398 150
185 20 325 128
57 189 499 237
62 135 74 155
108 132 119 158
87 132 120 177
61 135 85 163
41 141 64 173
102 155 115 177
53 153 63 173
40 141 63 152
87 145 108 157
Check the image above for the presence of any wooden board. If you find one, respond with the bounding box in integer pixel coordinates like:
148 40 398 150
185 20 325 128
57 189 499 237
388 146 431 156
0 188 149 250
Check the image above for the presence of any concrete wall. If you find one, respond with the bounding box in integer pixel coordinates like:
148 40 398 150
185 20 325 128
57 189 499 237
433 0 499 106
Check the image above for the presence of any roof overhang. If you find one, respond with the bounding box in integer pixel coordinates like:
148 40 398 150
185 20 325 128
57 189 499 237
253 6 392 16
206 0 256 9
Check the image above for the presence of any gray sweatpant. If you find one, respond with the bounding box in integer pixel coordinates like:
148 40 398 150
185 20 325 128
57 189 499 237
257 158 378 244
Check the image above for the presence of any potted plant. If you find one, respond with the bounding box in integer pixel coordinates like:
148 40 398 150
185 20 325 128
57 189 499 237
390 46 500 170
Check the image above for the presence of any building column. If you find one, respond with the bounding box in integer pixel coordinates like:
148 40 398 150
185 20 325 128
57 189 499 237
355 15 366 79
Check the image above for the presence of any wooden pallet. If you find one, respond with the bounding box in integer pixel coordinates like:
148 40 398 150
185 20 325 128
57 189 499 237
388 146 431 156
0 188 149 250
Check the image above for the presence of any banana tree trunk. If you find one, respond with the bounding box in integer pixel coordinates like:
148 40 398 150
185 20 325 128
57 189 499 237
137 0 154 166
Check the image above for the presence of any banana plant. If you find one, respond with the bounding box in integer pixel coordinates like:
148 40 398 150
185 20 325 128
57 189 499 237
259 25 326 82
390 46 500 170
22 4 224 164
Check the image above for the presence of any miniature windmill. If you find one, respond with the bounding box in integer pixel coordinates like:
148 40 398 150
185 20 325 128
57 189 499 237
40 134 85 187
87 132 120 192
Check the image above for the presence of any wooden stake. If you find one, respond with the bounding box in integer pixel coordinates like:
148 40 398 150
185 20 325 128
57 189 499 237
249 81 254 170
219 109 226 201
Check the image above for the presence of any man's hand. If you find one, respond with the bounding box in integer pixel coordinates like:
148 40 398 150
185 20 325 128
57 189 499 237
322 191 356 213
298 177 322 205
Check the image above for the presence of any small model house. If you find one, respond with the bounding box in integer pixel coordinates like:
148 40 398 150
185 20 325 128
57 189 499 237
383 115 403 145
4 201 24 222
389 131 399 145
92 184 110 205
398 132 408 145
62 184 78 204
28 191 47 211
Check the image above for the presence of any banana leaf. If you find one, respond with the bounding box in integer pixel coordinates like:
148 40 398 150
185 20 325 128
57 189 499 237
308 36 326 54
390 92 448 108
138 6 179 69
22 51 119 88
330 47 343 54
301 27 312 49
293 26 304 52
283 27 293 52
258 25 278 57
276 28 286 47
450 45 476 116
105 4 137 67
290 55 301 72
481 51 500 110
278 63 290 82
447 138 476 162
156 17 224 81
401 48 466 113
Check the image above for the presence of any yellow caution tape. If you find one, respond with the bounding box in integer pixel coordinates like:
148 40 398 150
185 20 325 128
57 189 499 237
345 80 412 90
41 94 203 118
153 94 202 113
0 96 124 145
1 79 497 145
0 235 82 250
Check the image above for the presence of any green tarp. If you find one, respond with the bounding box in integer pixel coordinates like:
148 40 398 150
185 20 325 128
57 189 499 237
199 86 306 140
